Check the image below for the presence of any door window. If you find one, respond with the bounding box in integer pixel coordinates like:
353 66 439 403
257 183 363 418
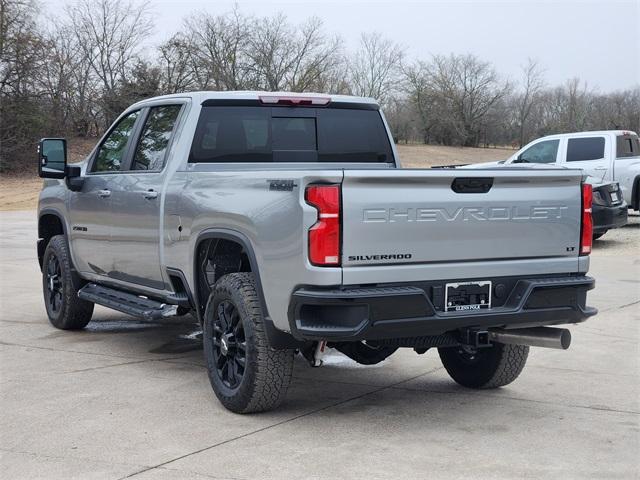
132 105 183 171
92 111 140 172
518 139 559 164
616 134 640 159
566 137 605 162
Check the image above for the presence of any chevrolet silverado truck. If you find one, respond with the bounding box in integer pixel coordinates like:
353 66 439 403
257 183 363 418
37 91 597 413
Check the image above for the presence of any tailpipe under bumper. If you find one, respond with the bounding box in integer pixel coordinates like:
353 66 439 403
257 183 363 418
489 327 571 350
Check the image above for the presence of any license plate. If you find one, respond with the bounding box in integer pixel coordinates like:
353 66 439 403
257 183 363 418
445 281 492 312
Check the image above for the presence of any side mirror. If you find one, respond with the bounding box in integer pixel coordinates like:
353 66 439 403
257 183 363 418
38 138 67 179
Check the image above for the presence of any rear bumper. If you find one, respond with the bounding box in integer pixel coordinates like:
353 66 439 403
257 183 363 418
592 203 628 233
288 275 596 341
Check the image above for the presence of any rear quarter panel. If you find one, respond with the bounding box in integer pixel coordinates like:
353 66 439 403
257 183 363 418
167 166 344 332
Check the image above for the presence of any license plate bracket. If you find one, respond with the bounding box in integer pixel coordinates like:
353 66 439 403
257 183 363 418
445 281 492 312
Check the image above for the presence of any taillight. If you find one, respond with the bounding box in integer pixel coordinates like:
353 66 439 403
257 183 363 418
580 183 593 255
305 184 341 266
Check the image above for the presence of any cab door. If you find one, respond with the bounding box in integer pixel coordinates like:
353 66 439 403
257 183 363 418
107 104 184 290
561 135 610 182
68 110 142 277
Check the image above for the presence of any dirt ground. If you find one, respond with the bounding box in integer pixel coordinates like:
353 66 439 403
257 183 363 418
0 143 511 211
0 137 96 211
397 144 512 167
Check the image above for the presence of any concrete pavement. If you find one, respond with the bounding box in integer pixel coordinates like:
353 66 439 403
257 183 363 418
1 210 638 479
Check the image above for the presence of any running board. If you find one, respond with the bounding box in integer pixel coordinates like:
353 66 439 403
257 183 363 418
78 283 178 321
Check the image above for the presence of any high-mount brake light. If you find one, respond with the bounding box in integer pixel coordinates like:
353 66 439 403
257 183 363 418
259 96 331 106
305 184 341 266
580 183 593 255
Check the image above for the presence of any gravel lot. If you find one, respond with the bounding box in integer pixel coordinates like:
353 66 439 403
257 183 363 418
0 210 638 479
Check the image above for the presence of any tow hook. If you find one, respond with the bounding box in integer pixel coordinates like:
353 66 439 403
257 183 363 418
300 341 327 367
460 329 492 348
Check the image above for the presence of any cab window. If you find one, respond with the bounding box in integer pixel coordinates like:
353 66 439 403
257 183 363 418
131 105 183 171
566 137 605 162
616 134 640 159
92 111 140 172
518 139 559 164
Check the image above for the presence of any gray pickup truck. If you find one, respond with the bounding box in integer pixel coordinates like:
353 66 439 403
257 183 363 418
37 91 596 413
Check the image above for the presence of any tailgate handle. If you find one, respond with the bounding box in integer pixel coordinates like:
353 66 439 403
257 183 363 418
451 177 493 194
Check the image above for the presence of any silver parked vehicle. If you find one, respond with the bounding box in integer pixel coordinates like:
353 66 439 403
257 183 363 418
37 91 596 413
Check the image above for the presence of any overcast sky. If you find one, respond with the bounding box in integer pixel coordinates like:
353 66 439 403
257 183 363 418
54 0 640 91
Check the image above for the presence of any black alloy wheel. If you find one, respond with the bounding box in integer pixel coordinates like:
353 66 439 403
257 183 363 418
45 253 63 314
211 300 247 389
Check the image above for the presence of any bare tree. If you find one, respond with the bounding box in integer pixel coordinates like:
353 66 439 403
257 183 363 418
158 33 198 93
184 7 255 90
246 14 342 92
403 60 438 143
428 54 511 146
516 58 545 146
349 32 404 103
282 17 343 92
0 0 46 171
67 0 153 123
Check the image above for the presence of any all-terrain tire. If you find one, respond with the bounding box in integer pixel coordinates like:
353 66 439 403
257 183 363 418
438 343 529 389
203 273 294 413
42 235 94 330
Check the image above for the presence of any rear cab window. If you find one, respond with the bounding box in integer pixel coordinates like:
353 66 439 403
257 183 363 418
566 137 606 162
189 104 394 164
616 133 640 159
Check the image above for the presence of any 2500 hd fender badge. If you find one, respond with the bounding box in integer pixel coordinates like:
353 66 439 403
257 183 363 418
348 253 412 261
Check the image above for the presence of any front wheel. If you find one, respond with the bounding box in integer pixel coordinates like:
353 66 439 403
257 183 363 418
203 273 294 413
438 343 529 389
42 235 94 330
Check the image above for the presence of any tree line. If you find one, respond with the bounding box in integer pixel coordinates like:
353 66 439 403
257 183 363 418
2 0 639 173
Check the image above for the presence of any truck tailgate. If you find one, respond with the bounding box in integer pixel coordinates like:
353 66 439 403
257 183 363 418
341 169 583 271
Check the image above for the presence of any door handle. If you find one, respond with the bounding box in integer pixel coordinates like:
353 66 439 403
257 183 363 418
97 189 111 198
143 189 158 200
594 167 607 171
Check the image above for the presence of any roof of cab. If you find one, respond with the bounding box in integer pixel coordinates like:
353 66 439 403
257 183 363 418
130 90 378 109
536 130 638 140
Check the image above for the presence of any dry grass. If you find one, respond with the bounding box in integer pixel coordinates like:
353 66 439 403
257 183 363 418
0 176 44 211
396 144 513 168
0 138 96 211
0 142 513 211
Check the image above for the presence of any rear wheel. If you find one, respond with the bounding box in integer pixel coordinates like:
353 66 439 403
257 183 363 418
42 235 94 330
203 273 294 413
438 343 529 389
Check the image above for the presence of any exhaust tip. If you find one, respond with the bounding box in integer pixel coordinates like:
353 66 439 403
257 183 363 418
490 327 572 350
559 329 572 350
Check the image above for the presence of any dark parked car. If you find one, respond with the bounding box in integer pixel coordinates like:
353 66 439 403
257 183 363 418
591 182 628 239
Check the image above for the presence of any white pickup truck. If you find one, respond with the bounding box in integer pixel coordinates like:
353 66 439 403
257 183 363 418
498 130 640 211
